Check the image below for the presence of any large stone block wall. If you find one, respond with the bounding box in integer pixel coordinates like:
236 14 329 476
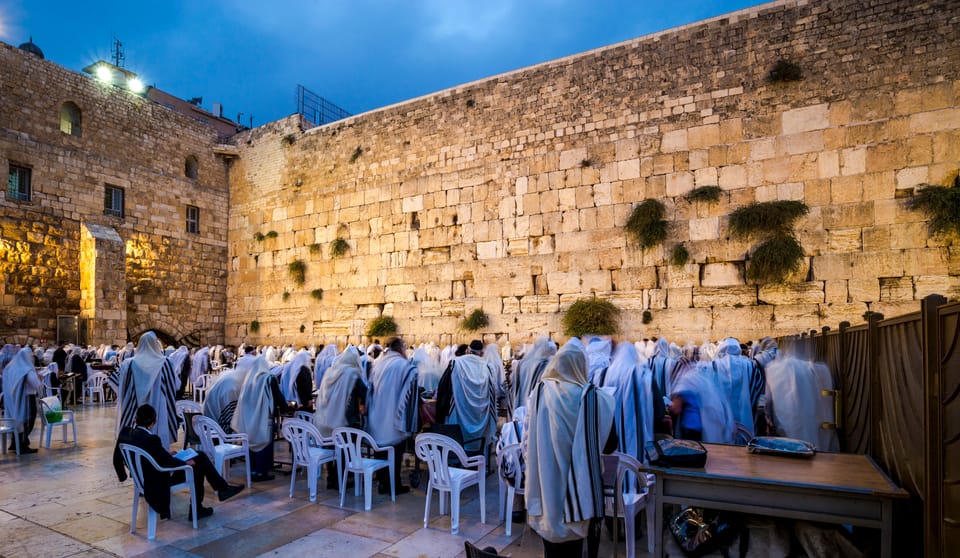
227 0 960 347
0 42 229 345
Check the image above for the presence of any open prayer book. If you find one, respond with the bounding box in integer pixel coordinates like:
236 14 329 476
174 448 198 461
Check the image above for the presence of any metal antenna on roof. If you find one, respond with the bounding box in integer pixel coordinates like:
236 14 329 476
111 36 125 68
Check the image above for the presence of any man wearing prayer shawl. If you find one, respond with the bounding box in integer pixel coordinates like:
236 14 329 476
483 342 510 419
169 346 191 399
116 331 180 449
365 337 417 495
712 337 764 442
669 363 735 444
525 338 616 558
190 346 211 392
315 346 368 489
511 337 556 410
599 342 654 478
279 349 314 412
3 347 42 453
204 355 255 432
647 338 678 399
233 354 290 482
313 343 338 387
585 336 612 385
435 340 498 454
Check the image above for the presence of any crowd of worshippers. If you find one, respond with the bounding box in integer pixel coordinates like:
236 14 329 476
1 331 838 555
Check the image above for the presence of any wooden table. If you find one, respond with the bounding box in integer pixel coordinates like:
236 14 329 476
646 443 909 558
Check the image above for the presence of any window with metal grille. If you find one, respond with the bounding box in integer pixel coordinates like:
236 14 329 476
7 164 31 202
186 205 199 233
104 185 124 217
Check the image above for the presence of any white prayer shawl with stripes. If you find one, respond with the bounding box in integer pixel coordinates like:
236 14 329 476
204 355 254 432
648 338 676 400
712 338 761 441
585 337 612 385
190 346 210 386
315 347 363 437
365 349 418 446
525 339 614 543
601 342 654 477
116 332 179 448
512 337 555 410
314 344 339 387
412 346 442 392
280 350 312 405
447 354 498 453
232 356 276 452
2 347 36 431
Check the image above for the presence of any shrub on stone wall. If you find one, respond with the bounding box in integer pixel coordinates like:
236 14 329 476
288 260 306 286
366 315 398 337
330 237 350 258
729 200 808 237
310 288 323 300
282 290 290 302
254 232 265 242
685 185 722 203
460 309 489 331
671 244 690 267
309 243 321 255
266 230 278 239
642 310 653 325
729 200 809 283
562 297 620 337
747 235 805 283
249 320 260 333
766 60 803 83
907 182 960 237
625 199 667 249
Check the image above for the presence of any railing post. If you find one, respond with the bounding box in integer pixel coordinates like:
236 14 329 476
867 312 884 456
922 294 946 558
837 321 850 451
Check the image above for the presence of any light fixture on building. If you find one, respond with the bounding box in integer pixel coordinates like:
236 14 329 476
95 64 113 83
127 78 144 93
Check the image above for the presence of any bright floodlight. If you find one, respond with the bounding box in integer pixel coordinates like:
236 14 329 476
128 78 144 93
96 65 112 82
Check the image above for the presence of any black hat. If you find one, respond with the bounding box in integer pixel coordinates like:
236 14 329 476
469 340 484 354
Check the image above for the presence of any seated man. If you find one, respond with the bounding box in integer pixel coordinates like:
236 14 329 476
113 404 243 520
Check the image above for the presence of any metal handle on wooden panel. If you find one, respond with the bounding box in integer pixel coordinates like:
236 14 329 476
819 389 842 430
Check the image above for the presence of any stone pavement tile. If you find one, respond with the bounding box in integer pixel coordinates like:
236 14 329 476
255 527 391 558
52 513 131 544
328 507 422 543
62 549 120 558
187 501 354 558
0 516 95 558
379 522 497 558
130 546 203 558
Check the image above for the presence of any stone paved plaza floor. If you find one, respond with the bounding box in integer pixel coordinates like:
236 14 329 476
0 402 650 558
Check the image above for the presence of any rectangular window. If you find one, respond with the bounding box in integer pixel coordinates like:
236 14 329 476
186 205 199 234
104 185 124 218
7 164 31 202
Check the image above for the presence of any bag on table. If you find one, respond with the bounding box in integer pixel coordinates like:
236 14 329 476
645 438 708 468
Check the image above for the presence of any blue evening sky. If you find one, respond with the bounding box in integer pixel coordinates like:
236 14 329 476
1 0 765 126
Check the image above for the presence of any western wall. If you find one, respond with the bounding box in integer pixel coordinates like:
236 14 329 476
227 0 960 347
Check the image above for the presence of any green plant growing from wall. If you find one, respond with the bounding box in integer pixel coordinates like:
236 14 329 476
729 200 809 284
266 230 278 239
366 315 398 338
642 310 653 325
349 146 363 163
562 297 621 337
254 232 265 242
460 309 489 332
249 320 260 333
625 199 667 249
766 60 803 83
310 289 323 300
671 244 690 267
299 324 306 333
281 133 297 146
685 185 722 203
330 237 350 258
282 290 290 302
906 182 960 237
288 259 306 286
309 243 321 255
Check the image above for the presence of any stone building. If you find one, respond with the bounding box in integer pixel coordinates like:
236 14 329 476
3 0 960 348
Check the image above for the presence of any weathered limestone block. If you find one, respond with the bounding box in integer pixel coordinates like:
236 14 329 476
440 301 465 317
423 282 452 301
692 286 757 308
903 247 949 275
818 302 869 327
824 280 848 304
914 275 959 300
581 270 612 293
502 296 521 314
667 288 693 309
520 295 560 314
853 250 904 277
598 292 647 310
653 308 714 339
666 171 694 197
612 267 657 291
782 104 830 134
870 301 921 319
828 228 862 252
659 263 700 288
711 305 774 337
758 282 825 305
385 284 417 302
476 240 500 260
812 253 853 280
546 271 581 294
689 217 720 241
420 301 443 317
646 289 667 309
879 277 914 301
771 304 822 332
560 147 587 170
661 129 687 153
701 262 743 287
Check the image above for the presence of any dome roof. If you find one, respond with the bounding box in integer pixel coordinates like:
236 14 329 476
18 37 44 59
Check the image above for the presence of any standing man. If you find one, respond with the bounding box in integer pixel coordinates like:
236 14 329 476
434 339 497 454
2 347 42 453
365 337 417 495
116 332 180 449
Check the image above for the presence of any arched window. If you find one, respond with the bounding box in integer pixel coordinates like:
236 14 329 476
60 102 81 136
185 155 199 179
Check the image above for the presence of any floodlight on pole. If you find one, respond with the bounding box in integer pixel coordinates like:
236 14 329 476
127 78 144 93
96 65 112 83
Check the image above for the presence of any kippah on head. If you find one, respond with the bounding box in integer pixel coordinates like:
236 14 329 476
135 404 157 427
386 337 404 353
469 339 484 353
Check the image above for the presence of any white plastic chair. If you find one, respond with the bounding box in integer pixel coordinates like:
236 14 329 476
38 397 77 449
0 417 20 456
281 418 338 502
82 372 108 405
118 443 197 540
496 443 524 536
193 415 252 488
415 432 486 535
174 400 203 450
332 427 394 511
612 452 656 558
38 371 62 401
293 410 314 422
193 374 219 403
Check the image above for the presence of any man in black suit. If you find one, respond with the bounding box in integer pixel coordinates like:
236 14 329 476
113 404 243 520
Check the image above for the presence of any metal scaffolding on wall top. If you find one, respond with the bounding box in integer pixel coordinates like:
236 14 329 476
296 84 352 126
